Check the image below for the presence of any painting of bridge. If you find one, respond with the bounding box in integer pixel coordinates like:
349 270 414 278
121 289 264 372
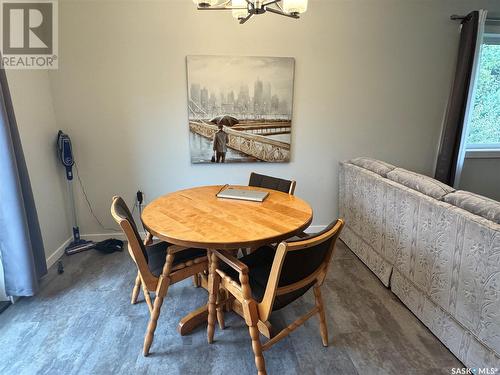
187 55 294 163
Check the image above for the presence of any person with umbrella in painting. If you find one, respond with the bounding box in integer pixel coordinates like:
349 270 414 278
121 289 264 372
211 115 238 163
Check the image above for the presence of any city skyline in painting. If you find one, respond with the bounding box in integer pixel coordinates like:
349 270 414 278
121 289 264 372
187 56 294 120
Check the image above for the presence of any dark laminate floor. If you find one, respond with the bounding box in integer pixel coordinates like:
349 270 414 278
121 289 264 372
0 301 10 314
0 241 462 374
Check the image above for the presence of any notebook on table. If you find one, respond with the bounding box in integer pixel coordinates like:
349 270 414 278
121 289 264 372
216 187 269 202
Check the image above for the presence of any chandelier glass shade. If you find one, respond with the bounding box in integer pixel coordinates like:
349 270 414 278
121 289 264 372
282 0 308 14
192 0 308 24
231 0 248 20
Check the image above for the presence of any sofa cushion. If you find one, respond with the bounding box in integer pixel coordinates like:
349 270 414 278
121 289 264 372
348 157 396 177
444 190 500 224
386 168 455 200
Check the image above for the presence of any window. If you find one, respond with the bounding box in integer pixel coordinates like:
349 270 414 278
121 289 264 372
466 31 500 158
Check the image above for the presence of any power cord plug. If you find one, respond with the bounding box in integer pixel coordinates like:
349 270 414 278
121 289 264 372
136 190 144 205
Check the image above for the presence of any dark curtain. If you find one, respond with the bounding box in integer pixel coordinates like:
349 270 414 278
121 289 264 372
434 11 479 185
0 63 47 296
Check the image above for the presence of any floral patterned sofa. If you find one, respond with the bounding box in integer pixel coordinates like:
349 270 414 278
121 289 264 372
339 157 500 369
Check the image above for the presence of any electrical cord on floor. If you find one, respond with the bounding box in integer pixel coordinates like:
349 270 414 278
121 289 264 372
137 191 146 233
131 193 146 234
132 193 146 231
74 162 116 232
139 205 146 234
131 198 136 216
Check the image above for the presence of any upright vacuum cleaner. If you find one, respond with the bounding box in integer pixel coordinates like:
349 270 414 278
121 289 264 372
57 131 96 255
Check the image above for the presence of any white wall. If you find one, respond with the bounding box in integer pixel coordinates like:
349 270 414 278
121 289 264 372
42 0 500 237
6 71 70 266
460 157 500 201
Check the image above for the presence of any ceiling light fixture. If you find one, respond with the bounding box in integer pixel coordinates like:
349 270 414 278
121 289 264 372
192 0 308 24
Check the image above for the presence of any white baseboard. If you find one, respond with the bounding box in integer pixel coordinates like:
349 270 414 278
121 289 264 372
46 236 72 269
45 226 326 269
45 232 133 269
80 232 128 242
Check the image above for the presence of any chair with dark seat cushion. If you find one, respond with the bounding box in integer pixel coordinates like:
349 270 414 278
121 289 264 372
220 245 315 311
248 172 296 195
206 219 344 375
145 241 205 277
111 196 208 356
243 173 298 257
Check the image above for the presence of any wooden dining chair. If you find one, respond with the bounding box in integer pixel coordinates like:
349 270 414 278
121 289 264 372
108 196 155 306
248 172 296 195
245 173 305 255
110 196 208 356
206 219 344 375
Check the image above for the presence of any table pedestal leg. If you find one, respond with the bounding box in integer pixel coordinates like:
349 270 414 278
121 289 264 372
177 304 209 335
177 256 273 339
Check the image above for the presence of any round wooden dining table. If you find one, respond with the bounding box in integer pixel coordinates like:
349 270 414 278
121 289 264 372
141 185 313 335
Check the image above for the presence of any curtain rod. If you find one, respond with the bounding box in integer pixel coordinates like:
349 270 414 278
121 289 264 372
450 15 500 22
